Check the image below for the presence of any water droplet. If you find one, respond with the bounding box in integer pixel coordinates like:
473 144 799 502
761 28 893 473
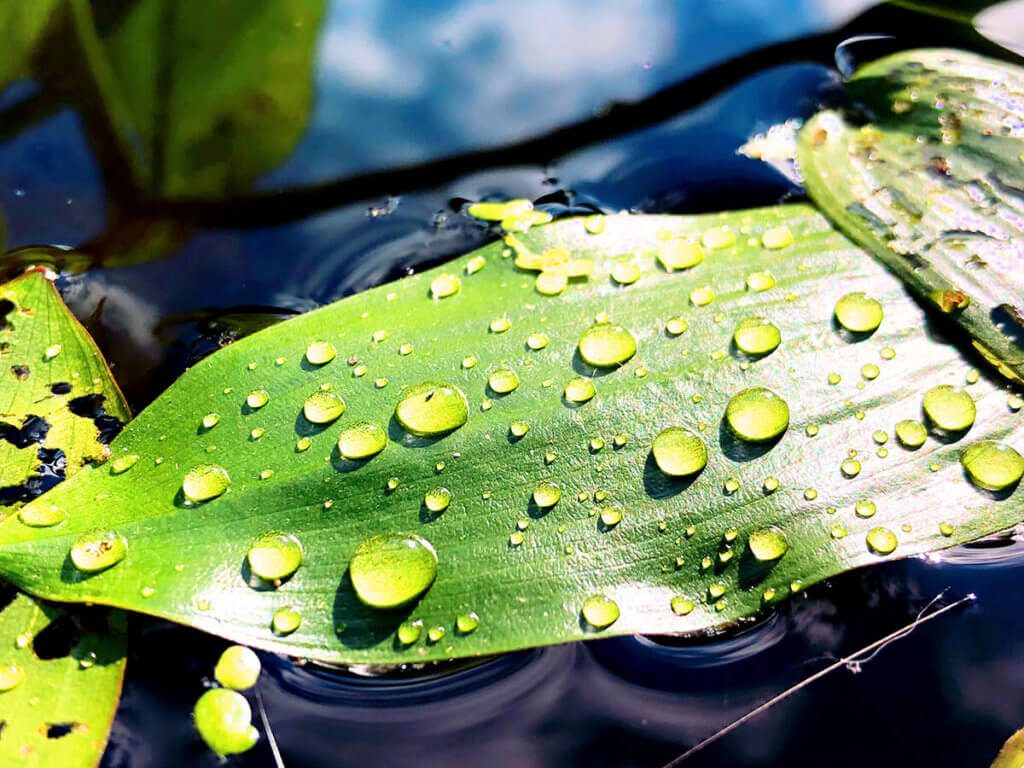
372 329 389 343
761 226 793 249
834 292 883 334
861 364 880 380
805 424 819 437
689 286 715 306
666 317 689 336
708 581 728 599
336 421 387 461
296 436 312 452
651 427 707 477
70 529 127 572
535 271 568 296
872 430 889 445
581 595 619 629
509 420 530 439
583 215 606 234
895 419 927 449
456 612 480 634
214 646 261 691
670 596 695 616
250 428 265 441
725 387 790 442
855 499 877 518
183 464 231 502
526 332 549 350
509 531 525 546
922 385 976 432
577 323 637 368
961 441 1024 491
397 619 423 645
1008 394 1024 412
305 340 336 365
657 239 703 270
804 488 818 501
110 453 139 474
489 317 511 334
302 391 345 424
841 458 862 478
600 507 623 527
745 271 776 292
866 527 898 555
613 434 628 448
488 368 520 394
723 477 740 494
533 481 561 508
0 663 25 692
939 522 954 537
271 606 302 635
424 487 452 513
246 390 269 409
374 377 389 389
830 524 848 539
564 377 596 404
610 260 641 285
247 532 303 582
748 526 788 561
395 382 469 436
43 344 62 360
18 503 67 527
763 476 780 493
352 364 368 377
349 533 438 609
733 317 781 356
827 372 841 386
193 688 259 756
701 227 735 250
427 625 446 643
430 273 461 299
589 436 605 452
202 413 221 430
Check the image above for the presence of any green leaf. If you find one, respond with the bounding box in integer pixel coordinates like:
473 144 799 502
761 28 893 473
0 269 128 767
77 0 326 197
0 269 131 513
0 1 61 92
797 48 1024 385
0 591 126 768
2 205 1022 663
993 727 1024 768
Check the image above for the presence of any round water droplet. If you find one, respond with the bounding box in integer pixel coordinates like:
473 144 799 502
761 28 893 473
600 507 622 527
489 317 511 334
666 317 688 336
861 364 880 380
214 646 261 691
509 531 525 546
349 533 438 609
247 532 303 582
895 419 927 449
733 317 781 356
577 323 637 368
746 271 776 292
526 332 549 350
872 430 889 445
725 387 790 442
488 368 520 394
657 239 703 270
43 344 62 360
651 427 707 477
581 594 619 629
866 526 898 555
611 260 641 285
805 424 819 437
303 391 345 424
723 477 740 494
246 390 269 410
193 688 259 757
430 273 461 299
533 481 561 508
338 421 387 460
841 458 862 478
763 476 780 493
18 503 66 528
456 612 480 634
855 499 877 518
424 487 452 513
510 420 530 438
961 441 1024 491
583 215 606 234
670 596 695 616
701 227 735 249
394 382 469 437
467 199 532 221
689 286 715 306
0 663 25 692
305 340 336 365
70 529 127 573
827 372 841 386
183 464 231 502
748 527 788 561
535 271 567 296
834 292 883 333
296 436 312 452
939 522 954 537
564 377 596 404
397 619 423 645
202 413 220 430
761 226 793 249
272 607 302 635
922 385 976 432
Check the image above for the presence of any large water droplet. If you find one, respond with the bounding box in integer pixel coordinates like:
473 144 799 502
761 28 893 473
748 527 788 561
18 503 67 528
866 526 898 555
761 226 793 249
430 273 461 299
581 594 620 629
70 529 127 573
733 317 781 356
0 663 25 692
193 689 259 757
577 323 637 368
651 427 708 477
214 646 261 691
247 532 303 582
895 419 927 449
564 377 596 404
337 421 387 460
922 385 976 432
834 292 883 333
349 533 438 609
657 239 703 270
395 382 469 436
488 368 520 394
533 481 561 509
303 391 345 424
725 387 790 442
961 441 1024 491
305 340 336 365
246 390 269 410
183 464 231 502
424 487 452 513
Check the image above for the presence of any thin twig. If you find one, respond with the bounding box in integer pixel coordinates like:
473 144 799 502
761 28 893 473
661 591 977 767
255 683 286 768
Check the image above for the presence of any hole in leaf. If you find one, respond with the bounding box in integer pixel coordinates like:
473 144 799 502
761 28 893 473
45 723 77 739
0 299 14 329
67 395 124 444
50 381 72 395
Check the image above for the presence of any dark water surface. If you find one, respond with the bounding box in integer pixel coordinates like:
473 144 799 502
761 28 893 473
2 1 1023 766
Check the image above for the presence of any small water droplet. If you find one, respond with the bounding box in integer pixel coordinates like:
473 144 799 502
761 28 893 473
841 458 862 478
861 363 880 380
701 227 735 250
872 430 889 445
489 317 511 334
748 526 788 561
271 606 302 635
202 413 221 430
43 344 62 360
895 419 927 449
733 317 781 356
397 619 423 645
183 464 231 502
70 529 128 572
456 612 480 634
110 453 139 474
0 663 25 692
854 499 877 518
427 625 447 643
746 271 776 292
296 436 312 452
337 421 388 460
488 368 520 394
670 596 695 616
665 317 689 336
581 594 620 629
583 215 606 234
610 260 641 285
214 646 261 691
805 424 819 437
866 526 898 555
247 532 303 582
509 531 525 546
689 286 715 306
761 226 793 249
424 487 452 513
600 507 623 527
725 387 790 442
564 377 596 404
763 476 780 493
246 390 269 409
526 332 549 350
939 522 954 537
657 239 703 270
305 340 337 365
535 271 568 296
533 481 561 509
834 292 883 333
804 488 818 501
430 273 461 299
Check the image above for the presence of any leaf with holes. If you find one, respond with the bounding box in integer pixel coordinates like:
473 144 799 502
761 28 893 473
798 48 1024 384
0 590 126 768
2 203 1022 664
0 269 130 513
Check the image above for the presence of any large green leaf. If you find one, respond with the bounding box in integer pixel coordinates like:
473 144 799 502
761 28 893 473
75 0 326 197
1 205 1021 663
0 269 128 767
0 591 126 768
798 48 1024 384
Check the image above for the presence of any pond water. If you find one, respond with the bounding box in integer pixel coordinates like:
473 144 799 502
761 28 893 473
2 1 1023 766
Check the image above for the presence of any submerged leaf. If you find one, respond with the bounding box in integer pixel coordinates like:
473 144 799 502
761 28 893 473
1 206 1022 664
798 48 1024 384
